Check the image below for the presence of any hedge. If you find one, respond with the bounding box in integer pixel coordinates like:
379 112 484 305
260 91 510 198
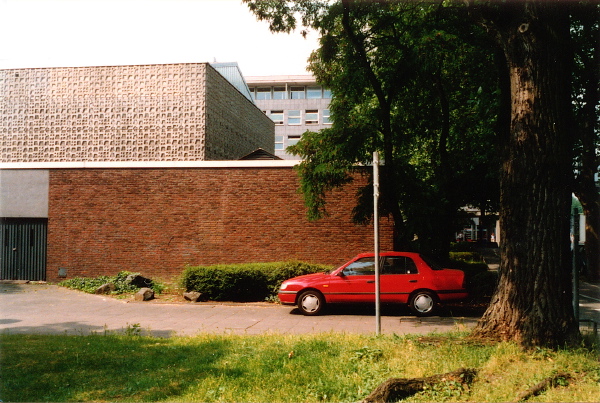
180 261 332 302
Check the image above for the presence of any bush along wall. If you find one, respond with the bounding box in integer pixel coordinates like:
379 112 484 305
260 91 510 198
180 261 332 302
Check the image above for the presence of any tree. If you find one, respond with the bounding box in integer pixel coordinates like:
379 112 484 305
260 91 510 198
468 0 580 347
245 0 500 258
571 1 599 282
246 0 584 347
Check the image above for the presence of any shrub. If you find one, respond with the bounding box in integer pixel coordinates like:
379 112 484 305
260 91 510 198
180 261 331 302
445 259 498 301
468 270 499 300
59 271 158 295
449 251 484 263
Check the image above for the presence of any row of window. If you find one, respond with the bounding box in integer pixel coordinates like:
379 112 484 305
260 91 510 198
250 85 332 100
275 135 298 150
268 109 331 126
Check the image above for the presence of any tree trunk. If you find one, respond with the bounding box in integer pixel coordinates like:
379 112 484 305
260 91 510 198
472 1 580 347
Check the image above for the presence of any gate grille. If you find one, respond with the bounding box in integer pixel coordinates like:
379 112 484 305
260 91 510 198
1 218 47 281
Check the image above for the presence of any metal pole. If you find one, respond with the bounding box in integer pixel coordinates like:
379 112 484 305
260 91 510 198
572 208 580 320
373 152 381 335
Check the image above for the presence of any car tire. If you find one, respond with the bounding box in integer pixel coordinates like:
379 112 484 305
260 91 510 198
297 290 325 316
409 290 438 317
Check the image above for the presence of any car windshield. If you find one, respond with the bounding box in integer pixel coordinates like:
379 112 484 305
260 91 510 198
420 255 445 270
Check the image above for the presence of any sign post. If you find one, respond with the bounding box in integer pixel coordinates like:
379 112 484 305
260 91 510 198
373 152 381 335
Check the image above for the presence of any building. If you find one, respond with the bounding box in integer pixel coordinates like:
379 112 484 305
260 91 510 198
1 64 393 282
1 63 273 163
246 75 332 159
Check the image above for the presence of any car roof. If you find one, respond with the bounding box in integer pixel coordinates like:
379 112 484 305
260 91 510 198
354 251 421 258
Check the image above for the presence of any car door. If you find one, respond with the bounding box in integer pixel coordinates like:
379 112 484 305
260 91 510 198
327 257 377 303
379 256 421 304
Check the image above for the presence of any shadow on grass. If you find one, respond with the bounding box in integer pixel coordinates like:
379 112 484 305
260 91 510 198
0 334 236 402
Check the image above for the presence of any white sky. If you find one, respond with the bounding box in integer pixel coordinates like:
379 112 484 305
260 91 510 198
0 0 319 76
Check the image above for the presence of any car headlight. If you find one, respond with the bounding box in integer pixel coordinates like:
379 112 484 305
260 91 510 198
280 283 288 291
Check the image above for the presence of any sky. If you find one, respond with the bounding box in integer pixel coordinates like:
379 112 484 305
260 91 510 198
0 0 319 76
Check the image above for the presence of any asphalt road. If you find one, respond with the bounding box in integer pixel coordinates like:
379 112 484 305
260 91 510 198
1 282 598 338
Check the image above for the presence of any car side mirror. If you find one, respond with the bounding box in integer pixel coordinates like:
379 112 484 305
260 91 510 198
337 270 346 277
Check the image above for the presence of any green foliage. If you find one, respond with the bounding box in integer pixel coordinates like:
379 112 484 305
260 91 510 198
59 271 136 294
180 261 331 302
2 333 598 402
249 1 501 255
449 251 484 263
59 271 161 295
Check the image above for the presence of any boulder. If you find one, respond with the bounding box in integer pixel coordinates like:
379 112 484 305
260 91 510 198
95 283 116 294
126 274 153 288
183 291 203 302
134 287 154 301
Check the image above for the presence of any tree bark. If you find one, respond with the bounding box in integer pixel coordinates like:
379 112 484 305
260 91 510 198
472 1 580 348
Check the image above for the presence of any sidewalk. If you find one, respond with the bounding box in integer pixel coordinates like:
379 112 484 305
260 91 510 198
0 283 477 337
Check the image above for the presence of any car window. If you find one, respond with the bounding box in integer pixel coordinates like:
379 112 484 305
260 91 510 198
382 256 418 274
343 257 375 276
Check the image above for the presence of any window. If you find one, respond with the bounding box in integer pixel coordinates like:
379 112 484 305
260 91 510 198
323 109 332 124
290 86 305 99
288 135 301 147
273 87 287 100
343 257 376 276
323 88 332 99
275 135 284 150
288 110 301 125
256 87 271 100
305 110 319 125
270 110 284 125
307 86 322 99
382 256 418 275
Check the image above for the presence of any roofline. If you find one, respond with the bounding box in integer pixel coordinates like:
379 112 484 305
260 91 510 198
0 160 301 169
0 62 213 71
245 75 317 85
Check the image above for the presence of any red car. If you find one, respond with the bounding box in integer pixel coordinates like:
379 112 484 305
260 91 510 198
278 252 468 316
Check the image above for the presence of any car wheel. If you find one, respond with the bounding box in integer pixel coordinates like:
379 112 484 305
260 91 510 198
409 290 438 316
297 290 325 316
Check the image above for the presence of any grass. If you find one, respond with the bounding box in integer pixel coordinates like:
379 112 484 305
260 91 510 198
1 331 598 402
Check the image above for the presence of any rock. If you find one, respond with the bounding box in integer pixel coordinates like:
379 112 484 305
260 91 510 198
183 291 203 302
134 287 154 301
125 274 153 288
95 283 116 294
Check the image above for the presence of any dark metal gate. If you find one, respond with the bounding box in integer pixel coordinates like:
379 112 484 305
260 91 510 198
1 218 47 281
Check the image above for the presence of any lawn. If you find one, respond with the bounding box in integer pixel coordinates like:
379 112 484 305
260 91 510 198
1 331 598 402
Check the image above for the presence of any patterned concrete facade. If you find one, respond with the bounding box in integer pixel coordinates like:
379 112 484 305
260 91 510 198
1 63 274 162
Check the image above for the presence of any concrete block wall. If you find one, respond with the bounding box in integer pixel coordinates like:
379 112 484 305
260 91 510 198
205 67 274 159
46 167 394 282
1 63 272 163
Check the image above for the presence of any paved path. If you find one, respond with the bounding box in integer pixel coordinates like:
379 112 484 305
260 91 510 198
2 283 598 338
0 283 477 337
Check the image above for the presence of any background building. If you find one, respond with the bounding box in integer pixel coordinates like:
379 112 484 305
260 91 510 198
246 75 332 159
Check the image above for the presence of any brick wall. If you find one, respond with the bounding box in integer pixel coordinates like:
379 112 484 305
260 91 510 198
47 167 394 282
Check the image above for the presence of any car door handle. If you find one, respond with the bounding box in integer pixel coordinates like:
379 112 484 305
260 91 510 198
409 280 418 283
366 280 375 283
